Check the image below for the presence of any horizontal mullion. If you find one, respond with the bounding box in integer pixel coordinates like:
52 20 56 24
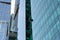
0 1 11 5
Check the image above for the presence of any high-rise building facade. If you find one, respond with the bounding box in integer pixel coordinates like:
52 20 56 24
31 0 60 40
0 0 11 40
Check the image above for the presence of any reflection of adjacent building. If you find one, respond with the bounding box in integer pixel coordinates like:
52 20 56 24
0 0 33 40
9 0 20 40
9 14 18 40
0 0 19 40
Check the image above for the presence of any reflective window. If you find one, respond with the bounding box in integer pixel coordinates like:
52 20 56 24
0 0 10 40
0 23 8 40
0 3 10 21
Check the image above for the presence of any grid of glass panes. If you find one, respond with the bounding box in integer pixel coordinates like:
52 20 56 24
0 0 11 40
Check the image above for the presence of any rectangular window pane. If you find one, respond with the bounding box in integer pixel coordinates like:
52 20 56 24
0 23 8 40
0 3 10 21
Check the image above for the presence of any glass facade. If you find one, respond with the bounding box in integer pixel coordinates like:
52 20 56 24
9 14 18 40
18 0 26 40
31 0 60 40
0 23 8 40
0 0 10 40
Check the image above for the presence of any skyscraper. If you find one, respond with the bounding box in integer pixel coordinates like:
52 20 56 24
31 0 60 40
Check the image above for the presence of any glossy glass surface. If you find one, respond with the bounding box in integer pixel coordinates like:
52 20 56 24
31 0 60 40
0 3 10 21
0 0 10 40
0 23 8 40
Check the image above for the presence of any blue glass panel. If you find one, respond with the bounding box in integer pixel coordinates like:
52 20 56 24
0 23 8 40
0 3 10 21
